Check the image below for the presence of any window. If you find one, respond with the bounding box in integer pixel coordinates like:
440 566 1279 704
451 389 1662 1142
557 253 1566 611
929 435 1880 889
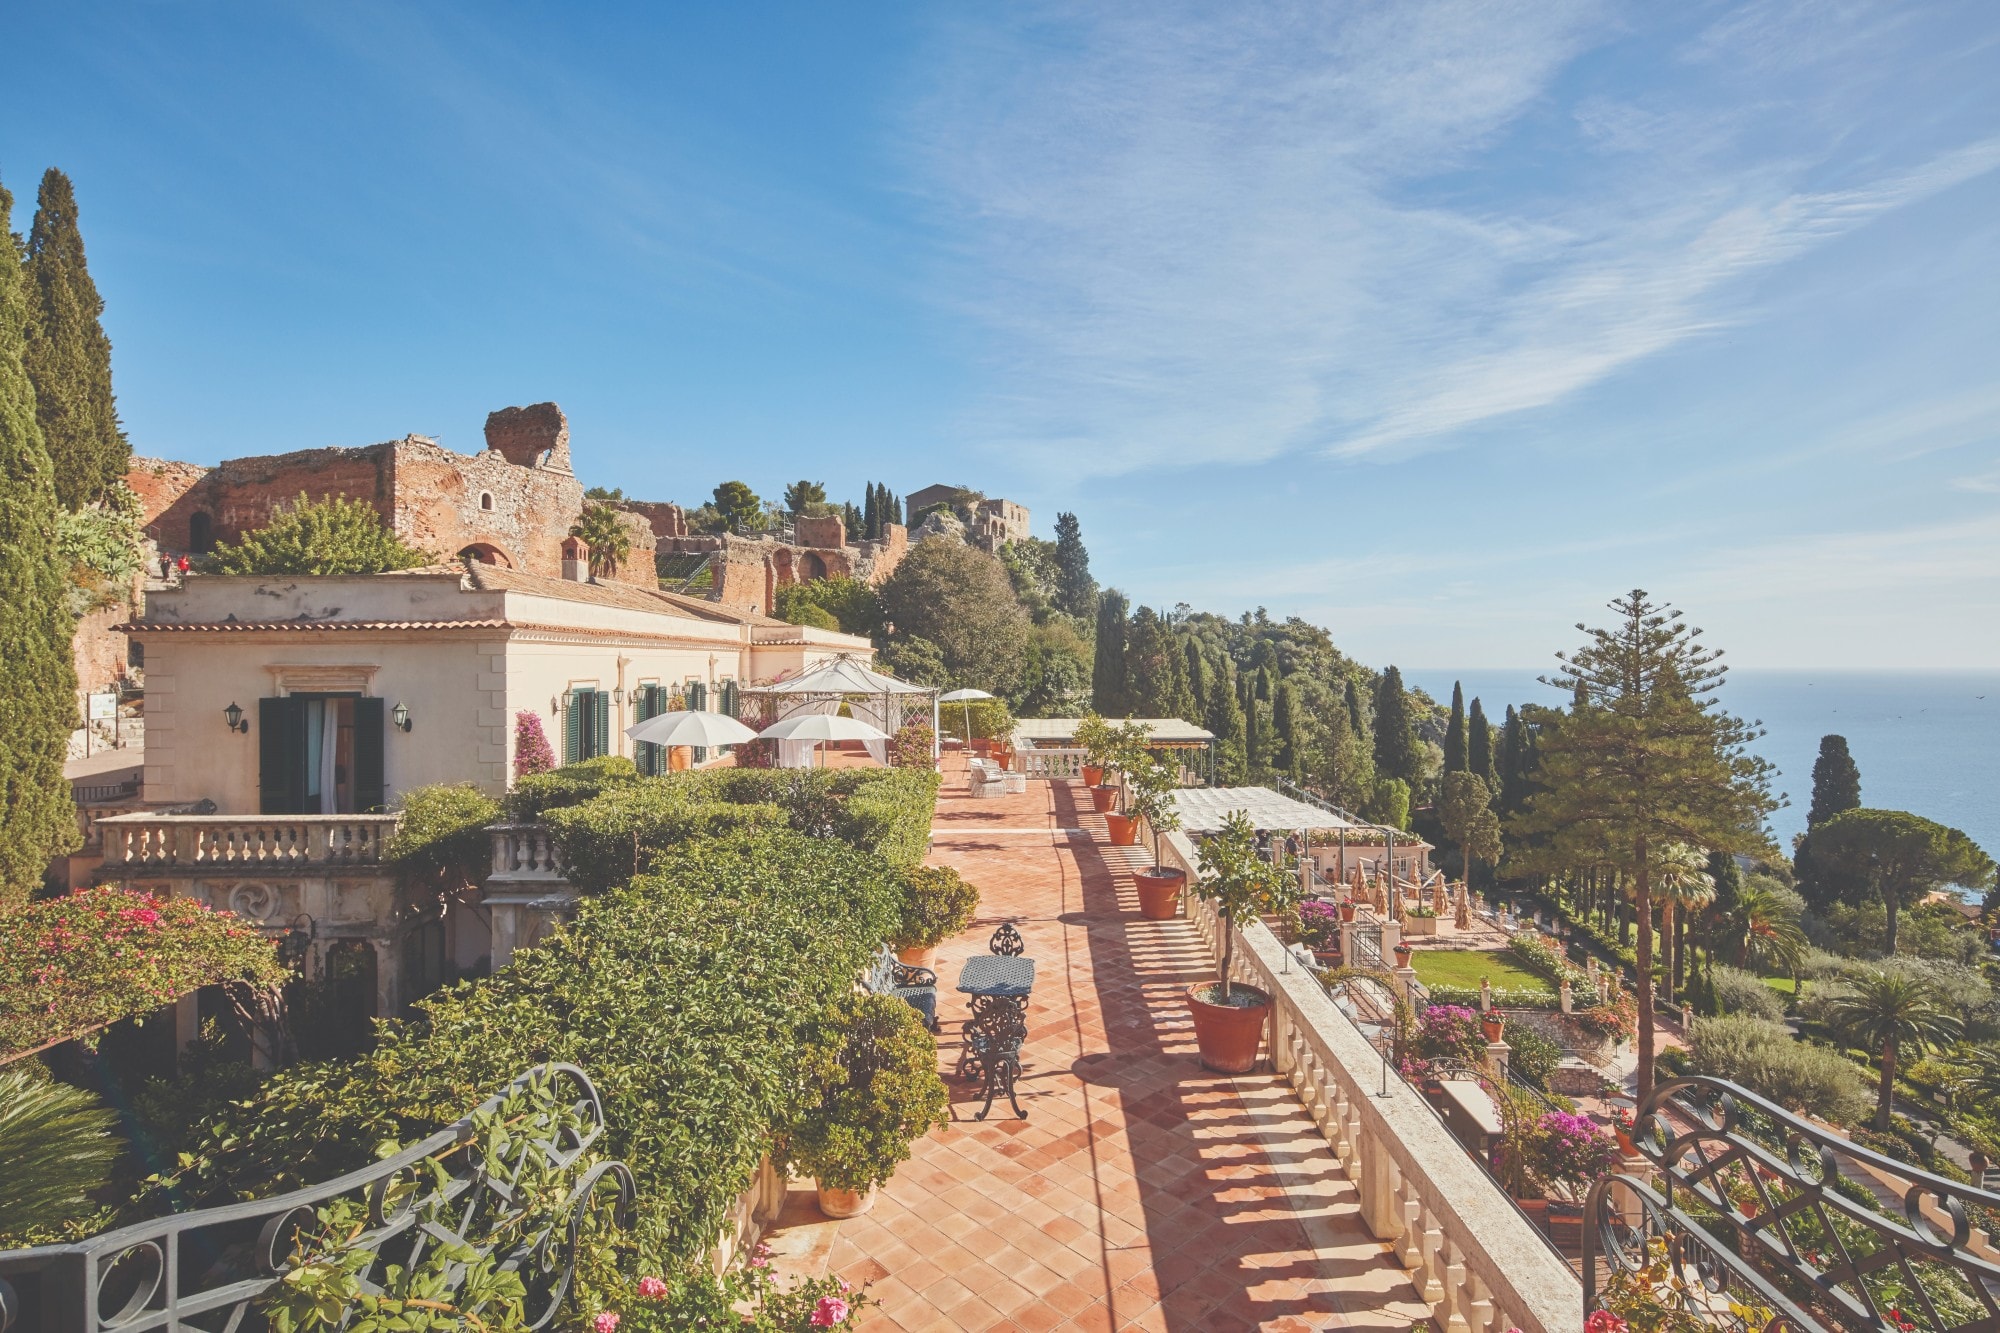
259 695 385 814
480 492 494 511
564 688 611 764
633 683 668 775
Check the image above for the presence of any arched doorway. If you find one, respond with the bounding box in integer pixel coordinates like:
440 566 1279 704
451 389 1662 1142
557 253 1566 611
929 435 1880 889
801 551 828 581
457 543 512 567
188 511 215 554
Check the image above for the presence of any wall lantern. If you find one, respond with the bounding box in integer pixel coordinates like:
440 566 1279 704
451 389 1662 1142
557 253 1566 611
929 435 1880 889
278 913 317 971
612 686 624 705
392 701 412 733
223 701 249 734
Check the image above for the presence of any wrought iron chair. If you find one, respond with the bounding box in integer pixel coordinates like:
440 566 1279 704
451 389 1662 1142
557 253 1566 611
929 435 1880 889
988 921 1025 956
865 943 939 1032
956 993 1028 1120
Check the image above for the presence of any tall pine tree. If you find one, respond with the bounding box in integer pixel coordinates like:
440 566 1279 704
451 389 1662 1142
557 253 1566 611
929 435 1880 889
1498 704 1530 818
1184 638 1208 714
1206 659 1248 783
1443 681 1467 772
0 176 82 904
1807 735 1861 827
1271 677 1302 778
1092 589 1130 716
23 169 127 509
1345 677 1368 739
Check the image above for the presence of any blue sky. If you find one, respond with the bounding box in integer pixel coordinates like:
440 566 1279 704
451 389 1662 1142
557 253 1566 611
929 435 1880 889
6 2 1998 669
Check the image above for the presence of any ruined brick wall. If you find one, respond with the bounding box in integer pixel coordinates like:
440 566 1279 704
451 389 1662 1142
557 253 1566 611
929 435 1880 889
126 457 211 537
618 501 687 540
72 590 139 698
794 514 845 548
483 402 573 475
852 522 907 585
386 437 583 577
138 445 395 554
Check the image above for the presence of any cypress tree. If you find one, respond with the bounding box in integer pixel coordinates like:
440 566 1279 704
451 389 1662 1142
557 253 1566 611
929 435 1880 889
1271 678 1301 778
0 176 82 904
863 484 879 540
1807 734 1861 827
1467 697 1495 790
887 491 902 526
1091 589 1130 716
1498 704 1529 818
23 169 127 509
1208 672 1247 785
1184 638 1208 714
1371 666 1424 788
1245 695 1264 776
1345 677 1367 738
1443 681 1467 772
1052 512 1097 619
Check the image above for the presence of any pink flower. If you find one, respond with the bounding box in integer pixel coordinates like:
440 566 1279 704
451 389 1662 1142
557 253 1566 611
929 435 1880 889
1585 1313 1628 1333
749 1253 770 1268
837 1279 850 1293
810 1296 850 1326
636 1277 667 1299
594 1313 620 1333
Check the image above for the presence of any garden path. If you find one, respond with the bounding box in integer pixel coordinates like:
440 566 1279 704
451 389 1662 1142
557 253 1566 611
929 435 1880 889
764 759 1429 1331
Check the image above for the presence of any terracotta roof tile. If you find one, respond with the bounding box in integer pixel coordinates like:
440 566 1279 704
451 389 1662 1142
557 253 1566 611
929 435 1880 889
117 618 506 634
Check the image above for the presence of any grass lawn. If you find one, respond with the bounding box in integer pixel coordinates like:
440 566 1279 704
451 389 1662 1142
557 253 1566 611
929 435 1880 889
1409 949 1551 995
1763 975 1798 996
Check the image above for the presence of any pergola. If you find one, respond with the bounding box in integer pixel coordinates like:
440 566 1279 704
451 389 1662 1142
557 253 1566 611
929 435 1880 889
1169 784 1435 895
738 654 939 766
1012 717 1217 784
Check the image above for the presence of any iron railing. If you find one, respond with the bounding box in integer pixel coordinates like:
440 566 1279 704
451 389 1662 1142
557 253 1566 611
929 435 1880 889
1584 1074 2000 1331
0 1065 632 1333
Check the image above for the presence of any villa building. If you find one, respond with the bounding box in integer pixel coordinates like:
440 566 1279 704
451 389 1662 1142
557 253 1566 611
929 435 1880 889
88 563 870 1018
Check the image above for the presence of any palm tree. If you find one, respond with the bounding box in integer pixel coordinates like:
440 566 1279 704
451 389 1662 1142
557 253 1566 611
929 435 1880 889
0 1070 121 1238
1949 1046 2000 1112
1713 877 1807 976
1823 970 1962 1131
568 503 632 579
1654 843 1714 1006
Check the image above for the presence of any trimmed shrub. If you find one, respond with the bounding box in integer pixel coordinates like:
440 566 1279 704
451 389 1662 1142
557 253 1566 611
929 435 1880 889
542 784 786 893
388 784 501 888
892 866 979 952
785 993 948 1193
1504 1023 1563 1089
159 829 903 1274
506 755 641 819
1687 1014 1872 1125
1709 965 1788 1023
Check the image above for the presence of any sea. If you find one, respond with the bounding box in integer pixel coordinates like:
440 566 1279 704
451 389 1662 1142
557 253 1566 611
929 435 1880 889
1402 669 2000 875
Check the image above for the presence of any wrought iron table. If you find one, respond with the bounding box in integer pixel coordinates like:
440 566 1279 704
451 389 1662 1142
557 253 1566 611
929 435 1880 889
955 954 1035 999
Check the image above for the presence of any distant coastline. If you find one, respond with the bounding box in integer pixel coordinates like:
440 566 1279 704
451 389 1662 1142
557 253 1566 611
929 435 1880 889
1404 668 2000 872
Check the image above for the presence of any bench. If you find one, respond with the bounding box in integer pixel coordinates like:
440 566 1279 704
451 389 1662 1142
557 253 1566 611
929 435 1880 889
864 944 939 1032
969 757 1026 797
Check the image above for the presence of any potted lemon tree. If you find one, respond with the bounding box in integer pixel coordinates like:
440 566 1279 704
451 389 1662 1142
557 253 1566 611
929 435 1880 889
1101 722 1150 842
1185 811 1299 1073
1128 755 1186 919
789 993 950 1219
1074 712 1114 790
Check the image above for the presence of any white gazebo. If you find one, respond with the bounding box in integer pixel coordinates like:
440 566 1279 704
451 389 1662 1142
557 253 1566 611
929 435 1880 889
738 654 940 767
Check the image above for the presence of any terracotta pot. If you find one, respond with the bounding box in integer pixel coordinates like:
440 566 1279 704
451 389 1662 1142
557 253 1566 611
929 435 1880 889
995 749 1012 770
897 944 937 969
1338 901 1356 922
1082 764 1104 787
1313 949 1341 966
1135 867 1185 919
1105 812 1138 846
816 1183 877 1219
1393 944 1413 967
1185 983 1272 1074
1615 1128 1636 1157
1091 784 1119 814
1481 1016 1504 1043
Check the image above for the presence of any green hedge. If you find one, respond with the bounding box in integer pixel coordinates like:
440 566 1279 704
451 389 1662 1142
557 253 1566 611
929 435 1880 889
162 829 902 1273
525 765 940 885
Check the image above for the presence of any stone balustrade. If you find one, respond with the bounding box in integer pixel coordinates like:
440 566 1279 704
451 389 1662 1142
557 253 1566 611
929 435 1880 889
1159 829 1581 1333
1014 746 1086 780
95 812 398 868
486 821 571 884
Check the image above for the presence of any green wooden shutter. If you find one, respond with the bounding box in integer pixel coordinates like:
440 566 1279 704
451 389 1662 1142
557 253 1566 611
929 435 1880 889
353 698 386 812
259 697 308 814
719 680 737 717
564 691 582 765
636 685 661 775
594 691 610 759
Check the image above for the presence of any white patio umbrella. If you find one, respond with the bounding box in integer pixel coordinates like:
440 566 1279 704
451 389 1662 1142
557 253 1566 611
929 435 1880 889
625 710 760 749
937 687 994 746
758 712 892 767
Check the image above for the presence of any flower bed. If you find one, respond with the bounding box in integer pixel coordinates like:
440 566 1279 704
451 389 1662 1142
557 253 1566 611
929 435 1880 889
0 887 288 1060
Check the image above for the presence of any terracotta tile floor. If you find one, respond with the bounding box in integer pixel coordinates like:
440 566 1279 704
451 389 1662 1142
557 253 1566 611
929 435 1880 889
764 762 1430 1332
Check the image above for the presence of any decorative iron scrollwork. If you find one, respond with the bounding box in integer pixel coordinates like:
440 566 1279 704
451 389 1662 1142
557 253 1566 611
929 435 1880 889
0 1064 632 1333
1585 1075 2000 1332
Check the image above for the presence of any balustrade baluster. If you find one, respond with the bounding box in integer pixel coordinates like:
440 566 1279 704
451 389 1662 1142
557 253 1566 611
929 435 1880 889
1397 1177 1424 1270
1416 1204 1445 1302
1439 1241 1472 1333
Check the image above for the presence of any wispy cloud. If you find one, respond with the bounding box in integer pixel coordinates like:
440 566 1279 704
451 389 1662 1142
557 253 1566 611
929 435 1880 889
908 3 2000 476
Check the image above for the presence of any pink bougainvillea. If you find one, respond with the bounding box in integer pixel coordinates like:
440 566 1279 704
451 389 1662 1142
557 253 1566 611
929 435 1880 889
809 1296 850 1327
514 710 556 779
635 1277 667 1299
593 1313 620 1333
1 887 287 1059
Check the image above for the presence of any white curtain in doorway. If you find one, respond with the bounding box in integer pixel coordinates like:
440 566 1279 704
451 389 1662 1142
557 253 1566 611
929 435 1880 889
317 704 339 813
